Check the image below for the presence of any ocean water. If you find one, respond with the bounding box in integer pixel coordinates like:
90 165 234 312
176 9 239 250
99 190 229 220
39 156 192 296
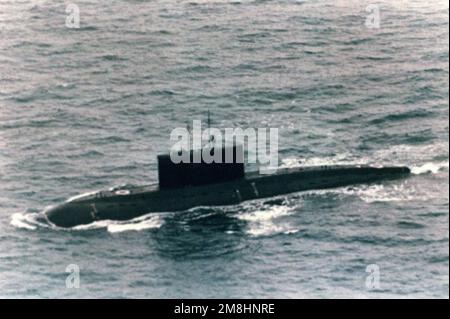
0 0 448 298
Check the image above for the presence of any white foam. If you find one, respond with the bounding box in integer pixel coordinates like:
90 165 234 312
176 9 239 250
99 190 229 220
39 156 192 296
236 205 299 237
345 185 400 203
411 161 449 175
72 213 164 233
10 213 37 230
71 220 113 231
246 223 286 237
10 212 54 230
238 205 293 222
11 209 165 233
341 182 426 203
107 216 163 233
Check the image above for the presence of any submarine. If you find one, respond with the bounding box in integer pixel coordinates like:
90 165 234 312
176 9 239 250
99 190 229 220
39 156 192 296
45 143 411 228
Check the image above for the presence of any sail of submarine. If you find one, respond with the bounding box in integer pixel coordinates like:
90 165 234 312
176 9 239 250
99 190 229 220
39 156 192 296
45 121 411 228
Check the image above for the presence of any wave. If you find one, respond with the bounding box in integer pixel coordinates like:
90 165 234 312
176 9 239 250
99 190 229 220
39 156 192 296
411 161 449 175
73 213 164 233
341 183 418 203
11 210 164 234
369 109 434 125
10 212 52 230
13 201 298 237
235 204 299 237
10 213 38 230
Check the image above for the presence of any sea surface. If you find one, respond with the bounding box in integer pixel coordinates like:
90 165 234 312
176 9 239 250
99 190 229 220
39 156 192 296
0 0 448 298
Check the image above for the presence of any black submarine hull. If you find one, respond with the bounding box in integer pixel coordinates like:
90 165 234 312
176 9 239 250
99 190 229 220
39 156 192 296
45 165 410 228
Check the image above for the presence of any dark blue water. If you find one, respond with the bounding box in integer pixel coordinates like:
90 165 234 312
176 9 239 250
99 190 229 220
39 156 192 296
0 0 448 298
